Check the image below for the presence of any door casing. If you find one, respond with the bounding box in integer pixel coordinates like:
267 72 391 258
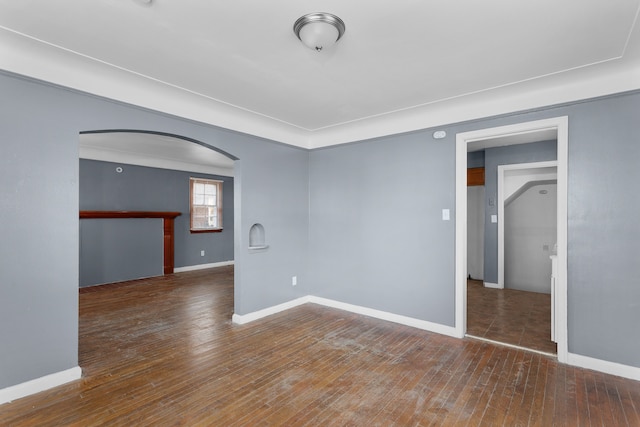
455 116 568 363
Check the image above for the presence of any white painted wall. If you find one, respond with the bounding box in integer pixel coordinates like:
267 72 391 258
467 186 485 280
503 167 557 200
504 183 557 293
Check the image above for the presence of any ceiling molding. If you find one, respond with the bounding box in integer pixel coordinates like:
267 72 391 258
1 4 639 150
0 26 310 148
306 59 640 148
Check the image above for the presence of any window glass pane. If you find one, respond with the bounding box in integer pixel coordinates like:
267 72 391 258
191 179 222 230
193 213 207 228
207 205 218 227
205 195 216 206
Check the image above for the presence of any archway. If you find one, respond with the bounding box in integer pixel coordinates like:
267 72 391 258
78 130 238 286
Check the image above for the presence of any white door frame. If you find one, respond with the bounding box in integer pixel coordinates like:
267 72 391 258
455 116 568 363
497 161 558 289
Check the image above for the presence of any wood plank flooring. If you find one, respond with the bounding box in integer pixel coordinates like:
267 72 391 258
467 279 557 354
1 266 639 426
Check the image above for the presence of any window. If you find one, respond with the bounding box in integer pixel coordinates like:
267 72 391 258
190 178 222 233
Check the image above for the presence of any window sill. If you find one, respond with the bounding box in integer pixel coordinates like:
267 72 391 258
190 229 223 234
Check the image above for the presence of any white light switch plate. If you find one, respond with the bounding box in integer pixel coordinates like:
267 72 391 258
491 214 498 223
442 209 450 221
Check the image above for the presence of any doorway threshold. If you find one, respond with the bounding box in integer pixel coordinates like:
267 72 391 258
465 334 557 358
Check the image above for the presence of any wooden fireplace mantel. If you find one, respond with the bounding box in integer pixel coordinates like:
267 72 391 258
80 211 182 274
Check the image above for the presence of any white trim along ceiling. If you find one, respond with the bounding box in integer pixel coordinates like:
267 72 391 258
1 1 639 148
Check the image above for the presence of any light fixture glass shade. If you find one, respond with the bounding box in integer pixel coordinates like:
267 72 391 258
294 13 345 52
299 22 339 51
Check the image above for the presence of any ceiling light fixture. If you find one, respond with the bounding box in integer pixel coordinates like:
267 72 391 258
293 13 345 52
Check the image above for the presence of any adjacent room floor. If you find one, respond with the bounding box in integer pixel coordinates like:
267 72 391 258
1 267 638 426
467 279 557 355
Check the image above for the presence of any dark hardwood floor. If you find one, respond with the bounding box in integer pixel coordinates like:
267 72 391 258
467 279 557 354
1 267 638 426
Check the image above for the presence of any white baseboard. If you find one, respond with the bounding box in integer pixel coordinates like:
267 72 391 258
174 260 234 273
484 282 503 289
232 294 458 338
232 296 310 325
567 352 640 381
309 296 459 338
0 366 82 405
230 297 640 382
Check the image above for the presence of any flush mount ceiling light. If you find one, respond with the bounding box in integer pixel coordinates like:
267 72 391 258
293 13 346 52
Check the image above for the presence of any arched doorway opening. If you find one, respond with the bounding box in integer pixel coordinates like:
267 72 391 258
78 129 237 286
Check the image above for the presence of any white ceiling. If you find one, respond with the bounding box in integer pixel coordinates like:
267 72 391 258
1 0 639 149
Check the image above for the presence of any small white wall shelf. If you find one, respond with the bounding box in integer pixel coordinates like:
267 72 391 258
248 223 269 252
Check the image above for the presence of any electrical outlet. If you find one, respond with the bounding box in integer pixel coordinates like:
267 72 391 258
200 250 205 257
292 276 297 286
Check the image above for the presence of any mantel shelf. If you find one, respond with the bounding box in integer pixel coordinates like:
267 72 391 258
80 211 182 274
80 211 181 220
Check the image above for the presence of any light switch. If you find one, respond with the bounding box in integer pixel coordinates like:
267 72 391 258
491 214 497 223
442 209 450 221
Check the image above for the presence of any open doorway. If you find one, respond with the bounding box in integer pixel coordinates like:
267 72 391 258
455 117 569 362
499 162 558 291
78 130 237 287
467 160 558 354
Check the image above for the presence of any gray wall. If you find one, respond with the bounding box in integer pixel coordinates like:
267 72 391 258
467 151 485 168
308 91 640 368
0 71 309 390
306 139 556 328
483 141 557 284
79 159 234 286
0 76 80 390
309 134 456 326
566 92 640 366
80 218 163 286
2 68 639 392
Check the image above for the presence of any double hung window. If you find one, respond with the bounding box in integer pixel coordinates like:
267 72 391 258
190 178 222 232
